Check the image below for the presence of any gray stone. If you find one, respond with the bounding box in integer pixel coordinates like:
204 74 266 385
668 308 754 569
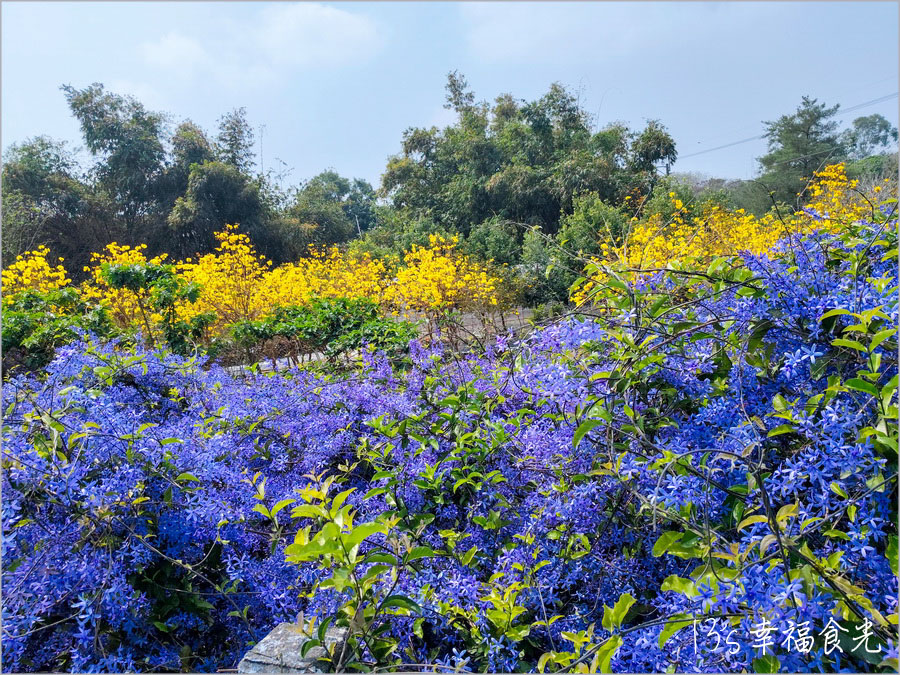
238 623 348 673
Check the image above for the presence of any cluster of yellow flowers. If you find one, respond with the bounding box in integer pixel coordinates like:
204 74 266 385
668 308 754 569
802 163 876 225
1 246 70 300
572 163 896 305
175 226 271 329
80 243 169 328
258 248 389 313
386 235 500 313
615 201 788 271
171 226 393 330
3 226 504 338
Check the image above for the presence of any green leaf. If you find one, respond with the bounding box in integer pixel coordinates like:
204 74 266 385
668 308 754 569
660 576 697 597
404 546 436 564
175 472 200 483
737 514 769 531
364 552 398 565
345 522 385 548
845 378 878 397
573 418 604 450
593 634 623 673
820 308 854 320
753 654 780 673
830 482 849 499
870 328 896 352
299 639 321 658
252 503 272 519
652 531 683 557
291 504 325 519
772 394 789 412
412 617 425 639
658 613 693 648
330 488 356 516
832 338 867 352
505 624 531 641
270 498 296 519
767 424 794 438
602 592 635 631
380 594 423 614
886 536 898 576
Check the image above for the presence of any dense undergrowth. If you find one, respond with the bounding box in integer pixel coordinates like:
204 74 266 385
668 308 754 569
1 166 898 673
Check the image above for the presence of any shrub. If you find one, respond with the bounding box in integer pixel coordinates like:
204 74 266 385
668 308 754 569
1 287 113 374
224 298 419 367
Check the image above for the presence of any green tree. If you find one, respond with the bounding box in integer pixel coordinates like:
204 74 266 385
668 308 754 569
167 161 268 258
558 193 629 254
2 136 117 273
345 178 377 233
61 83 166 232
466 216 522 265
444 70 476 113
155 120 217 215
757 96 846 205
173 121 216 175
842 113 898 160
628 119 678 177
277 171 375 255
381 73 677 243
519 227 570 303
217 107 255 173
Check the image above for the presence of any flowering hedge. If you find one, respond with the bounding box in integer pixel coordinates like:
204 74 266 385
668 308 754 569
1 245 71 297
571 164 890 305
2 186 896 672
2 228 506 342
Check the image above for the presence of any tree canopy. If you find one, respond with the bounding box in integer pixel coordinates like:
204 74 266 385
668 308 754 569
4 77 897 304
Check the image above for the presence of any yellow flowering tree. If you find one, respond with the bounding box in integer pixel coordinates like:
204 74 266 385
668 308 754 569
175 225 271 329
385 235 502 315
5 225 508 349
80 243 169 328
1 246 71 300
257 248 388 310
572 163 896 305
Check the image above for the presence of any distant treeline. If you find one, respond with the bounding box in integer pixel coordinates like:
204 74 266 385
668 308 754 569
3 73 897 302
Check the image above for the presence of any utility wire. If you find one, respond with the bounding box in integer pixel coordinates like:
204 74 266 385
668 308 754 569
678 92 898 160
679 134 766 159
762 145 843 169
836 92 898 115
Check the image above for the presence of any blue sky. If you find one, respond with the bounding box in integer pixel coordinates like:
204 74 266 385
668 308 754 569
2 1 898 189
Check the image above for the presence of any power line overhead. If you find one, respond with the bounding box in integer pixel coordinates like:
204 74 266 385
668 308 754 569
679 92 898 160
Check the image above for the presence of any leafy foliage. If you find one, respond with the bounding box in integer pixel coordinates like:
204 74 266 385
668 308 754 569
1 287 113 373
225 298 418 365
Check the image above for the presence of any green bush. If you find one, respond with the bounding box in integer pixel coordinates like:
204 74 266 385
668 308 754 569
225 297 419 366
2 287 114 373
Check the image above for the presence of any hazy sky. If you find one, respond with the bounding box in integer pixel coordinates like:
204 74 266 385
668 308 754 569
2 1 898 188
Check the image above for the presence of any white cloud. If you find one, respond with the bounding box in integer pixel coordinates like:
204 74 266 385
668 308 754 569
460 3 640 65
460 2 783 66
106 78 167 110
254 4 383 69
138 3 383 89
140 32 212 75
